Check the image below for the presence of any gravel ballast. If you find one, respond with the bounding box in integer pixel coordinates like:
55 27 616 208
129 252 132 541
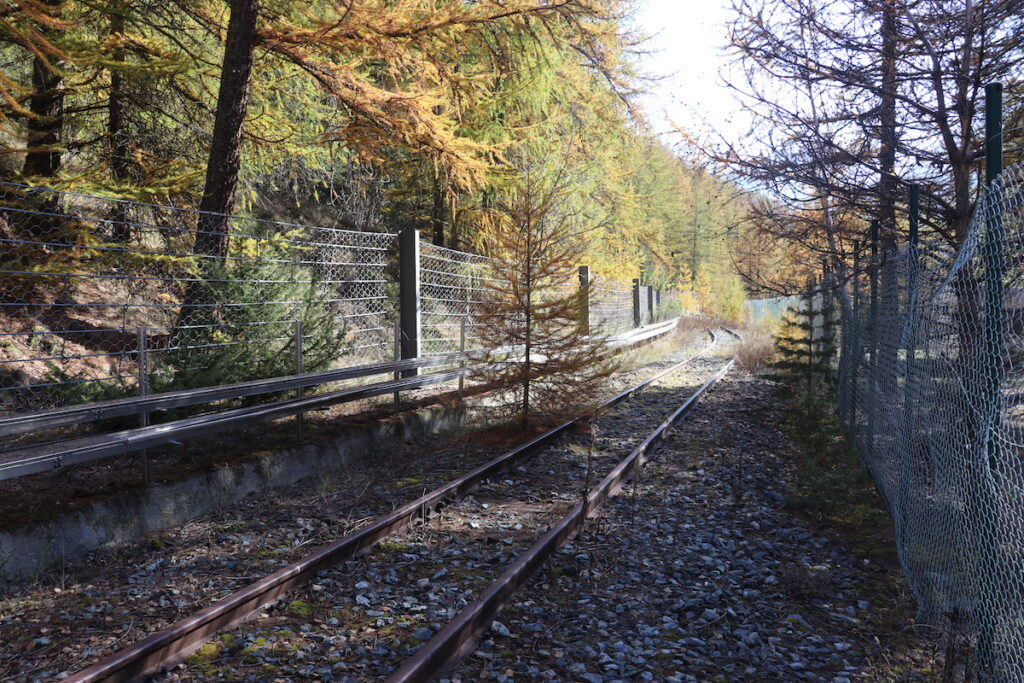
452 372 897 683
158 351 736 681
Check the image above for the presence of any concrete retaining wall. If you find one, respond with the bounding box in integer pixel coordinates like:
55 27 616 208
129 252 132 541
0 405 464 585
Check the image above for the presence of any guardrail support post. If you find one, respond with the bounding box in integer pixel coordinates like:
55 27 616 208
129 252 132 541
458 317 467 395
138 327 150 484
632 278 641 328
399 228 421 378
294 319 304 444
578 266 591 335
393 318 402 412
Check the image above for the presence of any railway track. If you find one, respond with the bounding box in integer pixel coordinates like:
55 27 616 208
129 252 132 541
3 329 736 683
390 351 736 682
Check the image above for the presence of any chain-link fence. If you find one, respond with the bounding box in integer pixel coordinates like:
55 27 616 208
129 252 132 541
420 242 504 356
837 162 1024 679
0 182 659 435
746 295 801 324
0 182 396 419
591 277 635 334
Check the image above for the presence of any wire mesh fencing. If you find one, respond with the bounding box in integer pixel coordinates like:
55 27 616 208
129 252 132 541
591 276 635 334
837 162 1024 679
419 242 503 356
746 295 802 324
0 182 396 420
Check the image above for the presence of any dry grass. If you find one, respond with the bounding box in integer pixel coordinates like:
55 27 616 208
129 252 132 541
733 326 776 372
673 313 713 345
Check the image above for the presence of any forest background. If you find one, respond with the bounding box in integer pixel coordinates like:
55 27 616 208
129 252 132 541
0 0 750 321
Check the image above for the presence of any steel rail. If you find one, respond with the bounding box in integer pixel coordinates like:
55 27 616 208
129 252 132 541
388 339 737 682
64 331 717 683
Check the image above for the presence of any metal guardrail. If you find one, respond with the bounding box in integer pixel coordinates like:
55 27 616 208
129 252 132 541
1 319 679 440
0 319 682 482
0 352 469 438
0 367 471 481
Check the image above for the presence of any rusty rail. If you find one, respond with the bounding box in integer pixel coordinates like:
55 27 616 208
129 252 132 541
388 342 736 681
65 330 719 683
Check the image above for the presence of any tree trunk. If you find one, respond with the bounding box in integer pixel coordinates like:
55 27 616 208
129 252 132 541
108 4 132 242
877 0 898 251
176 0 259 334
430 166 445 247
875 0 901 384
22 56 64 183
20 1 65 237
951 158 973 244
192 0 260 260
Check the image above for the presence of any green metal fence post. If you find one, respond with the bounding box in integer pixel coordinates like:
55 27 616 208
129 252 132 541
904 185 920 414
805 275 816 391
848 240 862 432
896 184 920 563
867 220 880 462
819 257 832 374
976 81 1005 680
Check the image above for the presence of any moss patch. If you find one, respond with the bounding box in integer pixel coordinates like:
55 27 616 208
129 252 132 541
286 599 313 619
185 641 221 666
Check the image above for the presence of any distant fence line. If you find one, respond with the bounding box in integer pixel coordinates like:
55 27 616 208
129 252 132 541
745 295 801 324
0 182 672 422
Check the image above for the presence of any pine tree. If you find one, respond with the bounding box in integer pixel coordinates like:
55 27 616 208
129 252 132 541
774 283 835 390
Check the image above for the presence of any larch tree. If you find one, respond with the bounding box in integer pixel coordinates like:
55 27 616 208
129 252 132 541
714 0 1024 297
471 147 615 427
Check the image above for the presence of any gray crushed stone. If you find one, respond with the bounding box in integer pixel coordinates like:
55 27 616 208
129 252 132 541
451 373 881 683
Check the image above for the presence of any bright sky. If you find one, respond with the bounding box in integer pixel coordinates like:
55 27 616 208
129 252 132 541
633 0 748 147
